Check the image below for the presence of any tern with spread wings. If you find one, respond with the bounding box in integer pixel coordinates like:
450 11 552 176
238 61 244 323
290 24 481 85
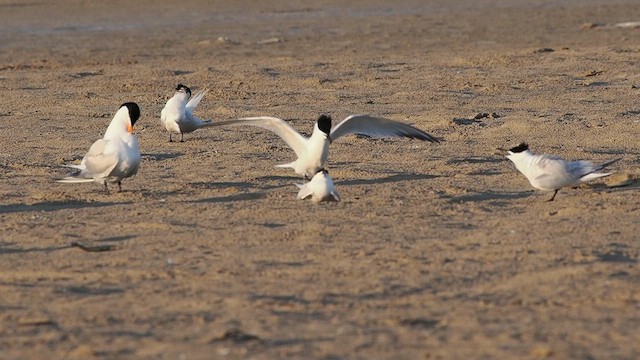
211 114 438 179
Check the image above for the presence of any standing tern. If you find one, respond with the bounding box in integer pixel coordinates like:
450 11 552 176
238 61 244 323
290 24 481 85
501 143 621 201
160 84 213 142
296 168 340 203
58 102 141 192
211 114 438 179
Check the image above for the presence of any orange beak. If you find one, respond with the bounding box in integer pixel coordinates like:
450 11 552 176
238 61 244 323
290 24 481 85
127 123 133 134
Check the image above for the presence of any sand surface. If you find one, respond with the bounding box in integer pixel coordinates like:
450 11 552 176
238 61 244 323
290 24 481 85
1 0 640 358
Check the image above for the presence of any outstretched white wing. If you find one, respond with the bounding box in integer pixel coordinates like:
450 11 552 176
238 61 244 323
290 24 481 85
211 116 308 157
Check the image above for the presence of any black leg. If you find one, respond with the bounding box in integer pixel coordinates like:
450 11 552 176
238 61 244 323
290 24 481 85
180 133 184 142
546 189 559 202
169 133 173 142
117 181 122 192
103 181 109 194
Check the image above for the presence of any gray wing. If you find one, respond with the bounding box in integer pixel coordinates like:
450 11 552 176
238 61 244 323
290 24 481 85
329 114 438 142
82 139 118 178
208 116 308 157
186 89 208 115
566 160 596 178
531 156 589 189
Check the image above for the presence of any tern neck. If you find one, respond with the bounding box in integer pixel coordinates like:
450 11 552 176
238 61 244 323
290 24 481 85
104 107 132 139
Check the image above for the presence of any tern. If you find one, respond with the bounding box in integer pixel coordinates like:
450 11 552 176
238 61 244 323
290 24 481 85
296 168 340 203
160 84 213 142
501 143 621 201
211 114 438 179
59 102 141 192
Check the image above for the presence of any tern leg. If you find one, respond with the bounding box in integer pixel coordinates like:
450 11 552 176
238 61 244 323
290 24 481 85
169 133 173 142
103 181 109 194
117 181 122 192
546 189 559 202
180 133 184 142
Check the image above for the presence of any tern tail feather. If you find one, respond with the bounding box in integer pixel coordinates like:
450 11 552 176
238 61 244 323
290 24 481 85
580 172 611 182
596 158 622 171
275 162 296 170
63 164 85 170
57 177 95 183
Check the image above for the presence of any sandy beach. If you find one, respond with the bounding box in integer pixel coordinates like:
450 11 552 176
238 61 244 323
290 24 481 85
1 0 639 358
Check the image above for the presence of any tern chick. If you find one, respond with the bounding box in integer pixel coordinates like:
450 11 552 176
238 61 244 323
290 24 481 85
296 168 340 203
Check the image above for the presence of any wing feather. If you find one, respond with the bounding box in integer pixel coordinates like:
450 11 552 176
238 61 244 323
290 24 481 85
209 116 308 157
83 139 118 178
329 114 438 143
186 89 208 115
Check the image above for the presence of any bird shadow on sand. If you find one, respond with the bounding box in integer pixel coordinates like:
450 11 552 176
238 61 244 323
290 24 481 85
596 182 640 193
0 241 68 255
0 200 132 214
448 191 533 203
94 235 137 243
142 152 184 161
191 192 267 204
254 174 301 186
336 173 439 186
190 181 254 190
446 156 504 165
587 148 639 156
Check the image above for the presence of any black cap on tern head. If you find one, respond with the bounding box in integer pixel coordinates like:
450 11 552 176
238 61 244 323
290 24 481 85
176 83 192 98
509 143 529 153
317 114 332 136
121 102 141 126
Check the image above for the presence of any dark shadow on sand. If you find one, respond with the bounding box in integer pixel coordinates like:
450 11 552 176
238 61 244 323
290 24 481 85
0 200 131 214
447 156 504 165
449 191 533 203
336 173 438 186
0 242 69 255
192 192 267 204
95 235 137 243
190 181 253 190
597 250 637 263
142 152 184 161
55 285 125 296
252 175 300 182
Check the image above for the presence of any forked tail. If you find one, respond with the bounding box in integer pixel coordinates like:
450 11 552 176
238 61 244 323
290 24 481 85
580 157 622 181
595 158 622 171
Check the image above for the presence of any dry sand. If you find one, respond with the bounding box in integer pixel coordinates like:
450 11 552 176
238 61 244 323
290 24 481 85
1 0 640 359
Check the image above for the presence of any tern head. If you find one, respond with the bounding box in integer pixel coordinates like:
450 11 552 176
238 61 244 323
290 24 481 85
497 142 529 154
175 83 192 98
509 143 529 154
497 142 531 162
317 114 332 142
311 168 331 182
121 102 140 133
